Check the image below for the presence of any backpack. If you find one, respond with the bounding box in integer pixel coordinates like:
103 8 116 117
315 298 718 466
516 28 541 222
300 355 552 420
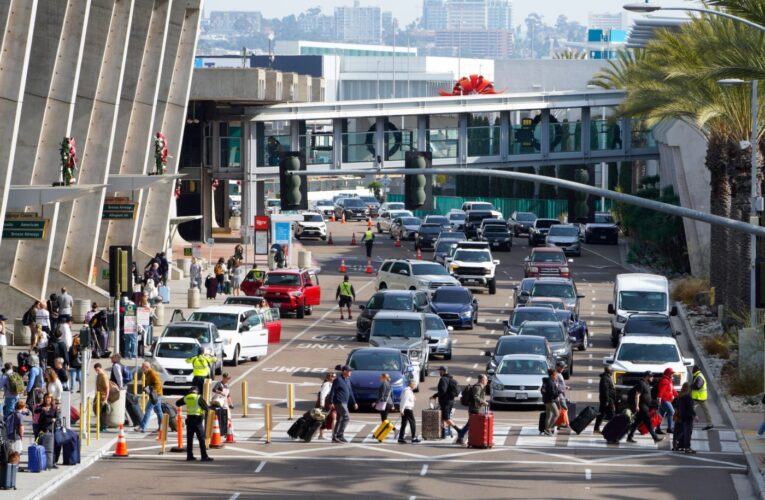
22 308 34 326
4 413 18 440
459 384 474 406
122 365 133 384
446 377 460 399
7 372 24 395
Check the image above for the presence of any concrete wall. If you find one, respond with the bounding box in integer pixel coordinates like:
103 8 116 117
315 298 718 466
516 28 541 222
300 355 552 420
494 59 609 93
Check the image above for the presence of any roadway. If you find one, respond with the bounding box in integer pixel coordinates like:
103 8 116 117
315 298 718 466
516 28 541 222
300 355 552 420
54 219 746 499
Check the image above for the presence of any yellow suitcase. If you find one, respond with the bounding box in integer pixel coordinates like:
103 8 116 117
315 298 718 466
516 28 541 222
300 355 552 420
373 419 396 442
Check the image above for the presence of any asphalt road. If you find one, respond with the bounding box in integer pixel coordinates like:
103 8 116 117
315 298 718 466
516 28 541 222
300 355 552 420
55 219 747 500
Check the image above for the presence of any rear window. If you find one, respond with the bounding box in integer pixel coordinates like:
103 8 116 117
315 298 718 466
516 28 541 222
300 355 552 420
623 317 673 335
535 219 558 229
516 213 536 222
519 323 565 342
470 203 494 211
366 294 414 311
264 273 300 286
483 226 507 234
496 339 546 357
162 326 210 344
157 342 198 358
594 214 614 224
531 251 565 263
467 212 493 222
187 312 239 331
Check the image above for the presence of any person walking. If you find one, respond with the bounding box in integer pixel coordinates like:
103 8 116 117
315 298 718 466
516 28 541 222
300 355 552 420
137 361 164 433
541 368 561 436
24 356 44 408
455 374 489 445
186 347 216 394
68 335 82 392
335 275 356 320
398 379 420 444
58 317 73 351
0 314 7 365
691 365 713 430
554 361 570 429
317 372 336 440
158 252 169 286
1 362 22 418
329 365 358 443
47 294 59 336
175 386 213 462
626 371 664 444
656 367 678 435
363 227 375 259
190 257 202 291
432 366 461 439
593 365 616 433
57 287 73 323
674 382 696 453
110 354 127 390
231 260 245 296
53 358 69 392
214 258 226 293
375 373 393 422
94 363 110 432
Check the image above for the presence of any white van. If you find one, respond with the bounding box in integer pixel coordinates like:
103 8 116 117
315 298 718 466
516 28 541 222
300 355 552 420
607 273 676 346
187 305 268 366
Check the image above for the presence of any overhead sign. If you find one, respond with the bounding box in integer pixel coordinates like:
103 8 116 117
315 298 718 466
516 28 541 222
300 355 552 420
102 197 137 220
255 216 269 231
3 214 49 239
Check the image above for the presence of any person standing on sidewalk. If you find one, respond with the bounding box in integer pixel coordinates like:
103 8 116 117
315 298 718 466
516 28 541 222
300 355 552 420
94 363 110 432
593 365 616 434
691 365 713 430
175 386 213 462
398 379 420 444
0 315 7 365
329 365 358 443
58 287 73 323
375 373 393 422
336 275 356 320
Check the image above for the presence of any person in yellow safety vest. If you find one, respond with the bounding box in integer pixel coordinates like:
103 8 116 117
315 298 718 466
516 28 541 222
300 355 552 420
175 386 213 462
363 228 375 259
691 365 713 430
186 347 217 394
335 274 356 320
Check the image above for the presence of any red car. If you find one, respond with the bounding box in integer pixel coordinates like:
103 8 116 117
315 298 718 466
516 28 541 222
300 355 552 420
523 248 571 279
256 268 321 319
223 296 281 344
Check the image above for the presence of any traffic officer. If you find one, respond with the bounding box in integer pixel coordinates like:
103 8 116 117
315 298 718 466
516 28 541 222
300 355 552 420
363 227 375 259
175 386 213 462
186 346 217 394
335 275 356 320
691 365 713 430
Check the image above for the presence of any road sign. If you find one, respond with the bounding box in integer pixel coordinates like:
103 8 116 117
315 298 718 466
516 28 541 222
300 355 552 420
3 218 49 239
255 215 269 231
102 201 137 219
183 247 193 256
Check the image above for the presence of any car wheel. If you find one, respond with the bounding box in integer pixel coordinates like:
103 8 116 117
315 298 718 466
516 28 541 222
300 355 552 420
488 279 497 295
579 334 588 351
444 351 452 361
409 286 417 291
296 304 305 319
321 236 327 241
467 322 474 330
305 305 313 316
377 223 383 234
379 282 387 290
215 362 222 375
232 345 240 367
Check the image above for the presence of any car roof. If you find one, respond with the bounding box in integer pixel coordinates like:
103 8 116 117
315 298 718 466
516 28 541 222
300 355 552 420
350 347 403 356
373 290 419 297
618 335 679 345
529 297 566 304
191 305 256 313
498 335 546 344
616 273 668 289
164 322 211 329
550 224 577 229
496 353 549 362
157 337 200 345
373 311 424 320
520 321 564 327
531 247 565 253
534 278 574 285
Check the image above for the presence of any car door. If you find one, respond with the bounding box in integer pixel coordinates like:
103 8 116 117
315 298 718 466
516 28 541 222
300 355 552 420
243 311 267 357
305 270 321 306
211 326 224 364
379 211 389 230
388 261 409 289
265 308 282 344
414 291 430 312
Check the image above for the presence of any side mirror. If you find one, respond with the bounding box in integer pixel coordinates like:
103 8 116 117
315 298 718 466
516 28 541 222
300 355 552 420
214 339 223 344
604 357 614 365
520 291 530 297
359 305 365 310
524 257 530 262
239 325 248 333
493 260 500 265
683 358 694 366
670 305 678 316
502 320 509 327
569 336 577 343
484 351 493 357
447 326 454 332
334 364 342 371
577 295 585 299
568 258 574 263
607 304 615 315
487 368 496 376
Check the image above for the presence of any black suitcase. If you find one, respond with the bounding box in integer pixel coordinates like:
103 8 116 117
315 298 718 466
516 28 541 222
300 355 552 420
287 417 308 439
602 414 631 443
570 405 598 435
125 393 144 427
538 412 547 434
214 407 228 437
0 463 17 490
162 403 178 432
300 417 322 442
566 401 577 421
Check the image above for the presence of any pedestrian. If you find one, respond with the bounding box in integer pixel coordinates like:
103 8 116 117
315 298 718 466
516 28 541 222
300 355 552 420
336 275 356 320
674 382 696 453
691 365 714 430
432 366 461 439
231 260 245 296
455 374 489 445
554 361 570 429
329 365 358 443
35 301 50 334
317 372 336 440
57 287 73 323
234 244 244 261
110 354 127 390
44 368 63 403
175 386 213 462
190 257 202 290
656 367 678 435
21 301 38 335
53 358 69 392
144 262 161 285
186 346 216 394
47 294 59 335
398 378 420 444
214 258 226 293
541 368 561 436
0 314 7 364
158 252 169 286
593 365 616 434
375 373 393 422
33 392 58 469
47 329 68 372
131 262 142 290
58 317 73 351
68 334 82 392
1 362 21 418
211 373 234 422
363 227 375 259
25 356 44 407
94 363 110 432
84 302 99 325
626 371 664 444
144 279 161 305
205 274 218 300
5 400 26 454
137 361 163 433
33 326 48 371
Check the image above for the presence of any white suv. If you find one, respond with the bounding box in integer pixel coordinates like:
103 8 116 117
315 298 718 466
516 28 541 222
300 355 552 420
294 212 327 240
376 259 460 293
448 246 499 294
187 305 268 366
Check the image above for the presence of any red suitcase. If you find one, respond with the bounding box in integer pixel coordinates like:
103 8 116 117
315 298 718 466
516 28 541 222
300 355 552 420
637 409 662 435
467 409 494 449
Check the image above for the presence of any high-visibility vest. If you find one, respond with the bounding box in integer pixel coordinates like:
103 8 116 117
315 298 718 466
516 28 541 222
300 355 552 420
364 230 374 242
184 393 203 416
187 355 212 377
691 371 707 401
339 281 353 297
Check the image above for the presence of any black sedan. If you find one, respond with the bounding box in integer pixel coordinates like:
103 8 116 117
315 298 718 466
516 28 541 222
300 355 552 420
415 223 443 250
480 225 513 251
355 290 430 341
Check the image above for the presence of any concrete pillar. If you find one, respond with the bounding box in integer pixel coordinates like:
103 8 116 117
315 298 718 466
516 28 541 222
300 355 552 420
581 107 592 159
540 110 551 159
499 111 509 161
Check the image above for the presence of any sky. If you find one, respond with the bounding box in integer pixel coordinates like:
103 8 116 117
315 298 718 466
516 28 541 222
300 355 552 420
206 0 703 27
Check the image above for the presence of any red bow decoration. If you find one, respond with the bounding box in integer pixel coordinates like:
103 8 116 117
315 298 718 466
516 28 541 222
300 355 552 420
60 137 78 186
154 132 168 174
175 184 181 199
438 74 500 96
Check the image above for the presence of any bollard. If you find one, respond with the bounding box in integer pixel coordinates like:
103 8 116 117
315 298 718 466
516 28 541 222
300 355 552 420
204 410 214 448
86 397 91 447
79 401 84 444
265 403 272 444
171 406 185 453
141 374 147 412
133 375 138 395
287 383 294 420
160 414 169 454
242 382 248 418
203 378 211 403
96 392 101 441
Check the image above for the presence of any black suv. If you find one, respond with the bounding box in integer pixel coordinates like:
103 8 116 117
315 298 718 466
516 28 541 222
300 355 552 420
415 223 443 250
508 211 537 236
334 198 368 221
356 290 430 341
464 210 494 240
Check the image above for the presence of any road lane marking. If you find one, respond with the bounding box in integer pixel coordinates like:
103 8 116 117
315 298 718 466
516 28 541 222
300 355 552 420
229 494 240 500
420 464 428 476
473 363 479 368
588 379 593 385
409 497 417 500
490 330 496 335
585 469 592 480
255 461 267 473
582 246 624 268
588 365 593 371
485 340 491 345
587 393 593 400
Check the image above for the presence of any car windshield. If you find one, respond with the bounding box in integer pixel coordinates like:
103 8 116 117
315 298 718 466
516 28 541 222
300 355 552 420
520 279 536 293
372 319 422 338
225 297 265 307
303 214 323 222
548 226 580 237
435 241 455 253
366 294 414 311
187 312 239 331
425 315 446 331
454 250 490 263
400 217 421 225
595 214 614 223
623 317 673 335
617 343 680 363
157 342 199 358
497 339 546 357
420 224 441 234
386 203 405 210
467 212 492 222
497 359 548 375
516 213 536 222
511 309 558 327
162 326 210 344
344 199 365 208
531 251 566 263
267 200 280 207
448 213 465 221
471 203 493 211
426 216 449 225
360 196 378 203
532 283 575 299
348 351 402 371
520 324 566 342
484 226 508 234
412 263 449 276
535 219 558 229
264 273 300 286
532 300 565 310
619 291 667 312
433 288 470 303
390 210 411 218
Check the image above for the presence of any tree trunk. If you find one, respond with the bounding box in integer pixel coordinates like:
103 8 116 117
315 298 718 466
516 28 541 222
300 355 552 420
725 136 753 317
705 132 732 309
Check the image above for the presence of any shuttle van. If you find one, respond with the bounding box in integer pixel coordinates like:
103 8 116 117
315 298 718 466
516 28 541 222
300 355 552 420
607 273 677 346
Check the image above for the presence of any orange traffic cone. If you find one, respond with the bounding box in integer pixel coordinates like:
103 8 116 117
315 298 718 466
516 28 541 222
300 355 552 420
209 415 224 449
367 217 372 228
114 424 129 457
395 236 401 248
331 212 336 222
341 213 346 224
351 233 357 246
339 259 347 273
365 259 373 274
170 407 185 453
328 233 334 245
416 247 422 260
225 418 237 444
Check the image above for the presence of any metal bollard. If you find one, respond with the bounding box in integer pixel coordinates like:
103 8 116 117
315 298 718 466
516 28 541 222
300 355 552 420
79 401 84 444
86 397 91 447
141 373 147 412
204 410 214 448
133 375 138 395
203 378 211 403
95 392 101 441
265 403 272 444
287 383 294 420
160 414 170 454
242 382 248 418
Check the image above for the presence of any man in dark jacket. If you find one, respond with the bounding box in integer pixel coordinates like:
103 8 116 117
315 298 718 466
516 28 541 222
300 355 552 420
593 365 616 433
626 371 664 444
542 369 561 436
431 366 460 438
455 374 487 445
329 365 358 443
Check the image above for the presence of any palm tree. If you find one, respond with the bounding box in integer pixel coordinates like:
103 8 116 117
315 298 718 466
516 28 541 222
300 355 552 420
553 49 587 60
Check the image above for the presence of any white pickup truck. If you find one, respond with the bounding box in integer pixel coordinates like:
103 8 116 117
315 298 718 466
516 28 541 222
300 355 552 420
447 242 499 294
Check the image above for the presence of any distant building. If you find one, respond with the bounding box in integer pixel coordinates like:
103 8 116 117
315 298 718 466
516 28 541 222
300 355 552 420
447 0 488 30
587 11 629 31
208 11 262 35
335 2 382 44
435 29 513 59
298 14 336 40
586 29 627 59
422 0 448 30
276 40 417 58
487 0 512 31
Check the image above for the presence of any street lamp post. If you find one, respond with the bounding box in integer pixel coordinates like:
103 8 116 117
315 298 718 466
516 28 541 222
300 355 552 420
268 32 275 68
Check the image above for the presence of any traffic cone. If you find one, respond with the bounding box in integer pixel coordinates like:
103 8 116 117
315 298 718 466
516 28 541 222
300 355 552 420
395 236 401 248
365 259 373 274
156 427 163 441
341 213 346 224
225 419 237 444
331 212 336 222
339 259 347 273
170 407 185 453
328 233 334 245
209 415 224 449
416 247 422 260
351 233 357 245
113 424 129 457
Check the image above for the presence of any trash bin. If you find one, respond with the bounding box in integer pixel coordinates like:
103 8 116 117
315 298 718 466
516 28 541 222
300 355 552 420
73 299 89 323
107 389 127 428
13 319 30 346
298 250 312 269
154 304 165 327
187 287 200 309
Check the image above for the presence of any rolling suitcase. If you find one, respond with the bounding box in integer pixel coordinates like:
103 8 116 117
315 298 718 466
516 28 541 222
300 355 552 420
287 417 308 440
62 429 80 465
300 417 322 442
159 286 170 304
638 409 662 435
214 407 228 437
421 408 441 440
27 442 46 472
0 464 17 490
162 402 178 432
125 393 144 427
70 406 80 425
373 419 396 442
566 401 577 421
467 409 494 449
570 405 598 435
538 412 547 434
602 414 631 443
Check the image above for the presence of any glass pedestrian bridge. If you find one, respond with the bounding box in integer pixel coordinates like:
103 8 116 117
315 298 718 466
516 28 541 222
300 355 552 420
249 90 657 174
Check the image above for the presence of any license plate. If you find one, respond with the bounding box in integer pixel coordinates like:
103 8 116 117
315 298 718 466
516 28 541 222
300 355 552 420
174 376 186 384
600 235 607 239
492 242 499 247
465 279 479 284
515 393 528 400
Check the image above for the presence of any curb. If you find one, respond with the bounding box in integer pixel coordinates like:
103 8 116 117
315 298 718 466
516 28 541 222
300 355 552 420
23 437 118 500
676 303 765 499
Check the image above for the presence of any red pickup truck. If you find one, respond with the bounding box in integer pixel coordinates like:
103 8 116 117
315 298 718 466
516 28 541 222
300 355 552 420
256 268 321 319
523 247 572 279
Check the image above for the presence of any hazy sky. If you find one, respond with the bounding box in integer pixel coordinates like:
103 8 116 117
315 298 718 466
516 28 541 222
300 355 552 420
207 0 702 27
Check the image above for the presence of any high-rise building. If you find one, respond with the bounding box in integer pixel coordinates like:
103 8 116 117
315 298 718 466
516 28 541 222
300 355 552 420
587 11 630 31
335 2 382 44
487 0 512 31
435 29 513 59
422 0 448 30
447 0 488 30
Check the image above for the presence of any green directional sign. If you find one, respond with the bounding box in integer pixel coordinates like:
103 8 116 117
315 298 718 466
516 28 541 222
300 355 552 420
102 202 137 220
3 218 49 239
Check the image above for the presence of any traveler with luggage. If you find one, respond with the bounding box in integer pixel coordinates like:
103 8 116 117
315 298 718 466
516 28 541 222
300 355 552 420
375 373 393 422
336 275 356 320
214 258 227 293
5 400 25 454
329 365 358 443
455 374 489 445
94 363 110 432
656 367 678 435
541 369 561 436
24 356 44 408
398 379 420 444
175 386 213 462
674 382 696 453
626 371 664 444
554 361 570 429
137 361 163 433
186 347 216 395
432 366 461 439
2 362 23 418
691 365 714 430
317 372 336 440
593 365 616 434
33 392 58 469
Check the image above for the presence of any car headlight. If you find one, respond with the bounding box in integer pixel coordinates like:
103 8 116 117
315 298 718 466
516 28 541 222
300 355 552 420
290 291 302 297
409 350 421 360
554 348 568 356
460 310 472 318
438 337 449 345
561 267 569 274
616 315 628 323
417 280 429 286
492 382 503 391
613 371 625 385
528 266 539 273
449 264 458 273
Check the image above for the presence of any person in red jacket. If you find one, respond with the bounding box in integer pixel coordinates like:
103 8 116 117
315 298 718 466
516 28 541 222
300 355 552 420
656 367 678 435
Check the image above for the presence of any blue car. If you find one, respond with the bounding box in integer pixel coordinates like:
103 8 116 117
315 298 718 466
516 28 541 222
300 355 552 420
430 286 478 329
555 309 589 351
339 348 414 406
